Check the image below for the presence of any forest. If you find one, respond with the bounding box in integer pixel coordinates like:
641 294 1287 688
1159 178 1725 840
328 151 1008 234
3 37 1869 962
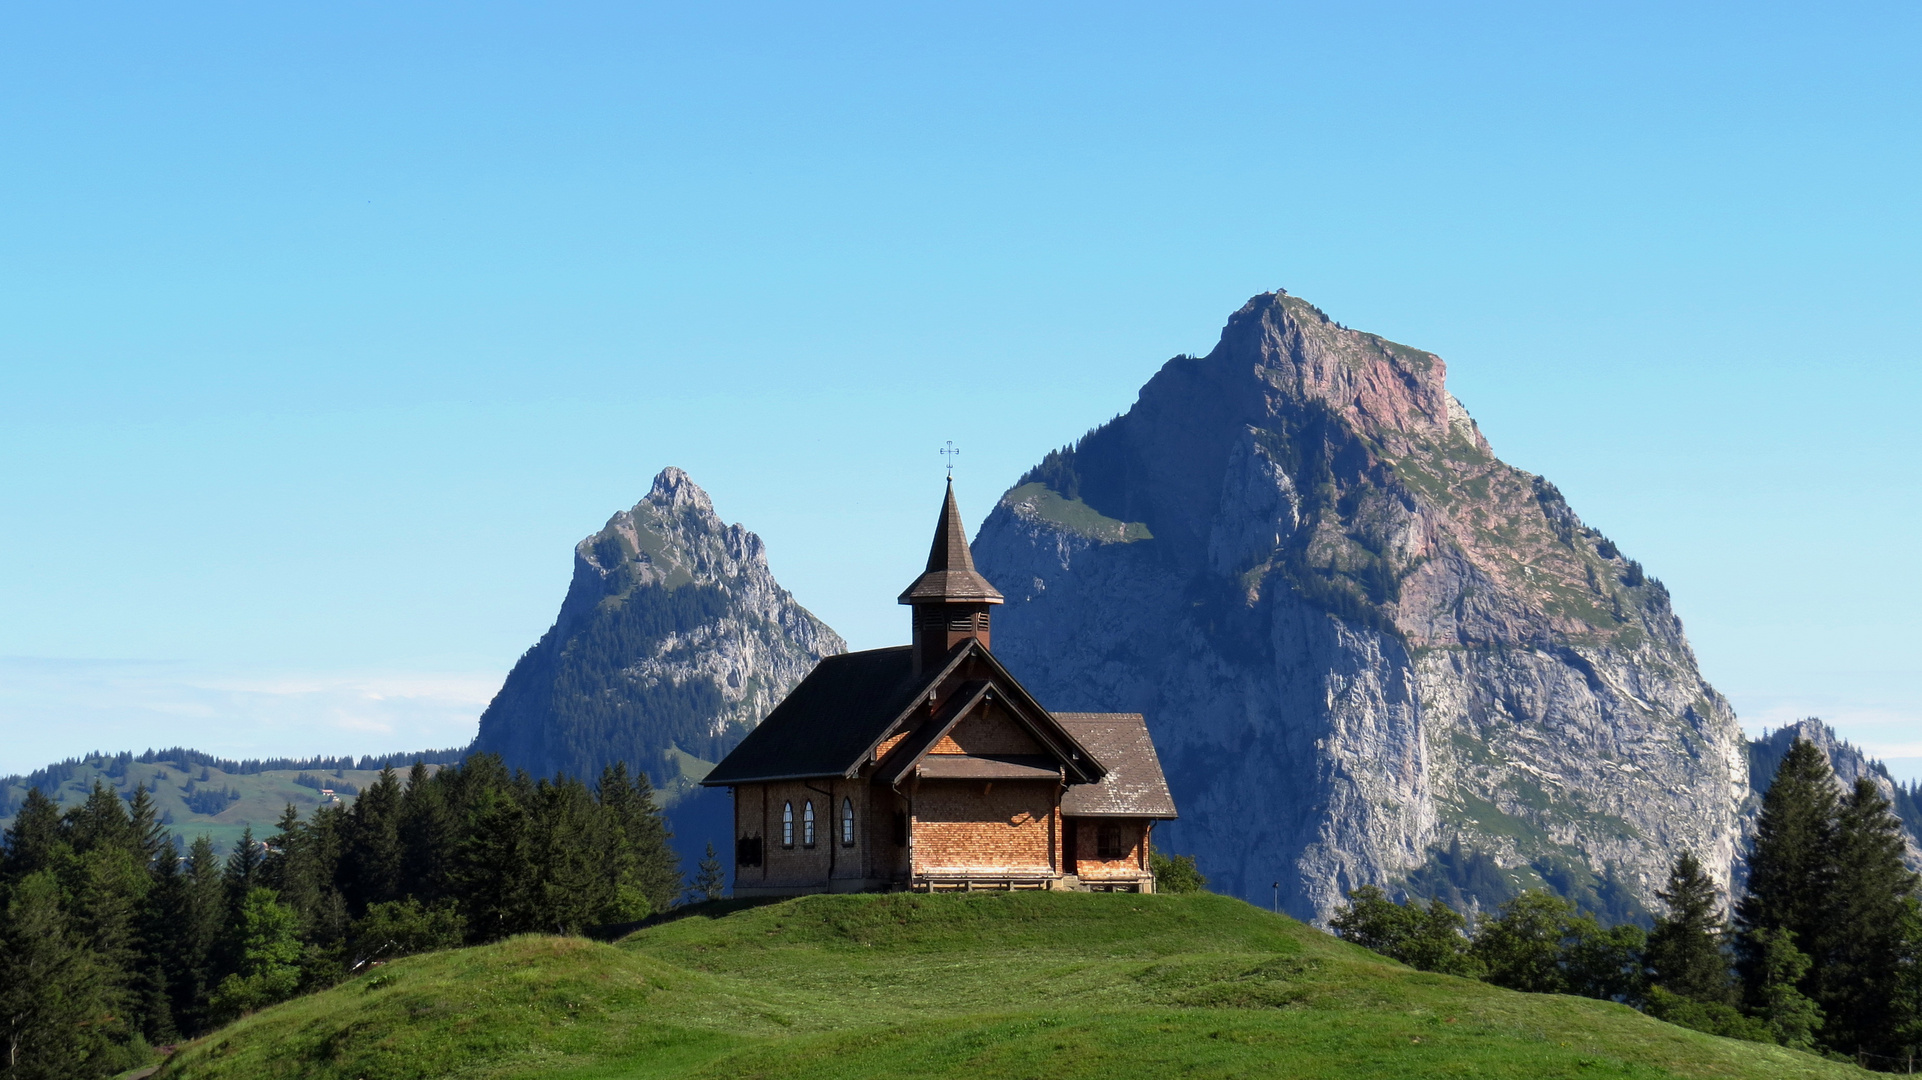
1333 738 1922 1070
0 755 715 1079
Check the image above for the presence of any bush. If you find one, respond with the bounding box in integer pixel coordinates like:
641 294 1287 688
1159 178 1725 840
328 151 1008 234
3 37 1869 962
1644 986 1775 1043
349 898 468 969
1150 849 1207 894
1331 885 1480 977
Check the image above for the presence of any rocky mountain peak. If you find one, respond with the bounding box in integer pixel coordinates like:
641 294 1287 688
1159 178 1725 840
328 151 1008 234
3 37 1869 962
976 292 1746 922
647 465 716 515
472 468 842 805
1212 291 1470 452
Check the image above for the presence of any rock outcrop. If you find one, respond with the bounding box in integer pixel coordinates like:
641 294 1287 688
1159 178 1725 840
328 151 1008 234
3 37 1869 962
470 468 844 804
973 292 1748 922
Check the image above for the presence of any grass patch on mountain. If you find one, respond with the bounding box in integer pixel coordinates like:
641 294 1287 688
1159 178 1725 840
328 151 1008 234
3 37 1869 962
145 892 1865 1080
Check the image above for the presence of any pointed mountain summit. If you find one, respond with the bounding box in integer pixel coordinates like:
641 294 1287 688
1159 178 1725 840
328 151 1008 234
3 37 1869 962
974 291 1747 922
469 468 844 801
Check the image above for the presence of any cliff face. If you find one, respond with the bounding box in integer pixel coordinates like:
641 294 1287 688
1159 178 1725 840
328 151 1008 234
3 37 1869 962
470 468 844 802
974 292 1747 922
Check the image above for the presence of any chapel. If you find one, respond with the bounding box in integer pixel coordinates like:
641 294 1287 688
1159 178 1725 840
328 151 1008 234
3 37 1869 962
703 480 1178 895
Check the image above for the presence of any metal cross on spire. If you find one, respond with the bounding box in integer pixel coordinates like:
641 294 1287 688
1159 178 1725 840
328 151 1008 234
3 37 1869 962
941 441 960 479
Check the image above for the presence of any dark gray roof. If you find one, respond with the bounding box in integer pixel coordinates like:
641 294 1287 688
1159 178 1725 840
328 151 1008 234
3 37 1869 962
1055 713 1178 819
898 480 1004 605
701 647 922 785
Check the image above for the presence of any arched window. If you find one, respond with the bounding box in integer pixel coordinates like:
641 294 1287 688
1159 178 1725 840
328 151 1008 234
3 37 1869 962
841 797 855 846
802 801 816 847
782 801 794 848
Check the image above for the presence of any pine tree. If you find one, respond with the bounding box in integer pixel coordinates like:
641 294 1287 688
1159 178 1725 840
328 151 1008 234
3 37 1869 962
1 788 67 882
397 761 450 903
693 843 726 902
341 767 405 914
0 871 121 1078
1737 737 1838 1005
596 763 681 915
1818 776 1920 1057
1646 851 1734 1005
166 835 229 1033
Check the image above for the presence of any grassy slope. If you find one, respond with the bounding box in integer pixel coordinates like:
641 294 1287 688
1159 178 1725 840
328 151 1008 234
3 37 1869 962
144 892 1865 1080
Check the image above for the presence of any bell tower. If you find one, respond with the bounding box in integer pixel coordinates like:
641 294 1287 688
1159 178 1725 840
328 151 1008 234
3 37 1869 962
898 479 1004 674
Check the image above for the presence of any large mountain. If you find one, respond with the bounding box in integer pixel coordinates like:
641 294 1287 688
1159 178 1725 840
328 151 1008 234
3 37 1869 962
470 468 844 804
973 291 1747 922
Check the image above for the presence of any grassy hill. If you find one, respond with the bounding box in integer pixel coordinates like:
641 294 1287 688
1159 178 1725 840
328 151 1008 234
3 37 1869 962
142 892 1864 1080
0 752 435 855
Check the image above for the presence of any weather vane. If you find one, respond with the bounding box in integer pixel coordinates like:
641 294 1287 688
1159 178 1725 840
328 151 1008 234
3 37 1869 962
941 441 960 479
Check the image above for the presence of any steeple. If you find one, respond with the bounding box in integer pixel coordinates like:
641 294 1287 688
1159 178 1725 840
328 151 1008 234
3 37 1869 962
899 478 1003 672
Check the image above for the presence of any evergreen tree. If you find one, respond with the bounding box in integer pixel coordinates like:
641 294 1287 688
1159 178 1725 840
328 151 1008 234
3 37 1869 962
165 835 229 1034
1646 851 1734 1005
692 843 726 902
224 826 262 909
1818 776 1920 1057
0 871 124 1079
397 761 450 903
596 763 681 915
341 767 404 913
1736 738 1838 1005
0 789 67 883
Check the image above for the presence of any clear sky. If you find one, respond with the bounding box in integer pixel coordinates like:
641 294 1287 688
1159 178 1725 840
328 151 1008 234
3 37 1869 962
2 2 1918 779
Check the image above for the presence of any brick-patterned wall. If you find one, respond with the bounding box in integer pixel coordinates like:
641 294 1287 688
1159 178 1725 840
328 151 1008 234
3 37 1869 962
929 702 1045 756
1071 818 1151 880
912 779 1056 875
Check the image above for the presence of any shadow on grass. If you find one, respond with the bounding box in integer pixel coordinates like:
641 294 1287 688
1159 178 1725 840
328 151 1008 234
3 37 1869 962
591 895 789 940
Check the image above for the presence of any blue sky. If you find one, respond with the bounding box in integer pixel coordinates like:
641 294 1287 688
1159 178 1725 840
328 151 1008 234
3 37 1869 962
2 2 1919 777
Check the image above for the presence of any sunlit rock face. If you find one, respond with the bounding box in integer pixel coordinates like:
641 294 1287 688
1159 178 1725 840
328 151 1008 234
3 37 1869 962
471 467 844 804
975 292 1746 923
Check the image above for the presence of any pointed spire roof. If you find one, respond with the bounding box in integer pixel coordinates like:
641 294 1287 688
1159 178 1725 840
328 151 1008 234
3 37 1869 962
897 479 1005 605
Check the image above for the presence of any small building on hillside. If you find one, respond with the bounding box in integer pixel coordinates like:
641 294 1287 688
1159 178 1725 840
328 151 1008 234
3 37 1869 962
702 481 1177 895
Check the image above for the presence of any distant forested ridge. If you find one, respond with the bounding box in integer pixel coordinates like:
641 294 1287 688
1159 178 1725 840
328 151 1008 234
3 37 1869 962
0 754 678 1079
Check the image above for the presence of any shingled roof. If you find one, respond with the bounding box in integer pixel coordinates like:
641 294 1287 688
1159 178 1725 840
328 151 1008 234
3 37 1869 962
897 479 1004 605
701 647 922 785
702 639 1108 787
1055 713 1178 819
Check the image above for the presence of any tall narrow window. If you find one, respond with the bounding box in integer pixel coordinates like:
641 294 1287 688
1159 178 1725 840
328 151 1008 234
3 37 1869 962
803 801 816 847
1097 822 1125 860
782 802 794 848
841 797 855 846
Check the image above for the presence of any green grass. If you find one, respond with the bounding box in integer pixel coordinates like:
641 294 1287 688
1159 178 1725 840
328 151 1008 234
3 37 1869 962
144 892 1866 1080
1003 482 1152 543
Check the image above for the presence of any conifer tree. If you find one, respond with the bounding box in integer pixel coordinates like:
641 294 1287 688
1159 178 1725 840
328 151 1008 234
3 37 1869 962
1818 776 1919 1057
341 767 404 913
1646 851 1734 1005
1737 738 1838 1004
693 843 726 902
397 761 450 903
1 788 67 882
0 871 121 1079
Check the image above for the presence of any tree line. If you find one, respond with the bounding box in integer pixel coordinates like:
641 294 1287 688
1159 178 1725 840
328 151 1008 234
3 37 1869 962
1333 738 1921 1069
0 754 692 1080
